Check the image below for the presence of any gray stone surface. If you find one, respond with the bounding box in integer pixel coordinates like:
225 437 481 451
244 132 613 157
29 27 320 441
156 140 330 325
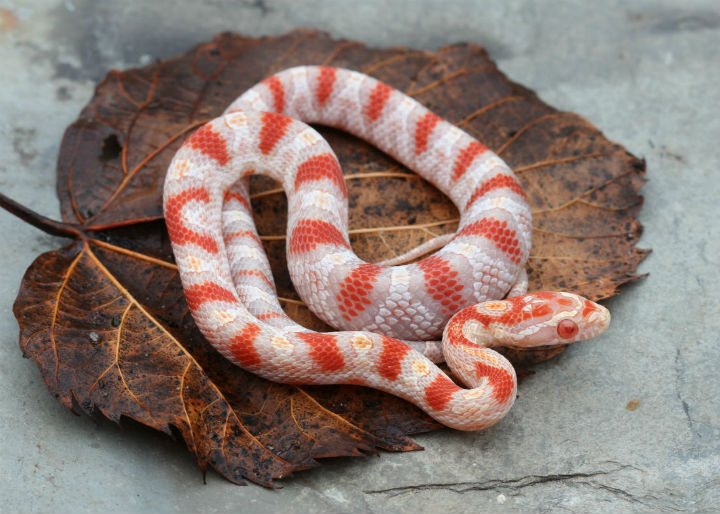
0 0 718 512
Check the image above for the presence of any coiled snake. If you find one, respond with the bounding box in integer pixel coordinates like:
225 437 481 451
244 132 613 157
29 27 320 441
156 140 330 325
164 66 610 430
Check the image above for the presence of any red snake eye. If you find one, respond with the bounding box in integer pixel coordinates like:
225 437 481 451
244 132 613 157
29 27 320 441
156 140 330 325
557 319 579 339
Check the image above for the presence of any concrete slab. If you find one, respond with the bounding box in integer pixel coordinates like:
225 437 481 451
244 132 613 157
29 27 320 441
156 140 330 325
0 0 718 512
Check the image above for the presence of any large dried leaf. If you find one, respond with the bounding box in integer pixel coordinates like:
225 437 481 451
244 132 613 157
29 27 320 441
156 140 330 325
11 29 646 486
13 239 437 486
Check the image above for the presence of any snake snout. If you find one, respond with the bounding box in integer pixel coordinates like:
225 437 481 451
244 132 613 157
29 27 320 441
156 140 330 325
582 301 611 340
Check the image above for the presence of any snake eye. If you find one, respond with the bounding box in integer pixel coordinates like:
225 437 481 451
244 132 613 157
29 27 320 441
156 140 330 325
557 319 579 339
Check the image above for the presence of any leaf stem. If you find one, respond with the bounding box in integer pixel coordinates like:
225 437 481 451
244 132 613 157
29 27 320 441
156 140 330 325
0 191 86 240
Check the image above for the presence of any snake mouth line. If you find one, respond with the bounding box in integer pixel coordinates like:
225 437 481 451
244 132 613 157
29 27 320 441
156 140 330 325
497 343 565 351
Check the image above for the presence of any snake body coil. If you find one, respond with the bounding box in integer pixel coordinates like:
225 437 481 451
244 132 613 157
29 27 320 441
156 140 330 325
164 66 610 430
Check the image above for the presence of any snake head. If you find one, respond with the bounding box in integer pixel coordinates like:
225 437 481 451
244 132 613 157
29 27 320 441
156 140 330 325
454 291 611 349
493 291 610 348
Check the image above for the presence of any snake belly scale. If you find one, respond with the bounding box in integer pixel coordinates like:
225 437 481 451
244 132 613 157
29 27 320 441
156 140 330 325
164 66 610 430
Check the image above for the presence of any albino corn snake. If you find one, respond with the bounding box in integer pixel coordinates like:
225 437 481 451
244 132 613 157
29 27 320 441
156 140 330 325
164 66 610 430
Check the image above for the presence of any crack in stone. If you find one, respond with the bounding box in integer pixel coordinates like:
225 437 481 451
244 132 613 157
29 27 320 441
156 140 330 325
674 347 698 437
363 464 671 510
584 481 663 509
365 467 626 497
